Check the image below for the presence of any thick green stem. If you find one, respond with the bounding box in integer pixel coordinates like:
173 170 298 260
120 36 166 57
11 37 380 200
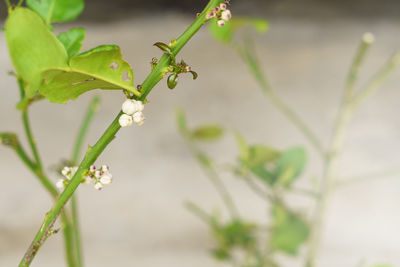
19 1 223 266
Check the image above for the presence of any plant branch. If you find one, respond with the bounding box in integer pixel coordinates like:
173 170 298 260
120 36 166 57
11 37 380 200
235 39 325 156
19 1 224 265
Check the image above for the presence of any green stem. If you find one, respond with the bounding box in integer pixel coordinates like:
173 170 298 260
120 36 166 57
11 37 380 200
70 96 101 267
236 40 324 156
5 0 11 8
17 79 77 266
19 1 223 266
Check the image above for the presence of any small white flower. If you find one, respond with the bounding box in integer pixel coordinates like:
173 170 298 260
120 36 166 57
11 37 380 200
89 165 96 172
56 179 65 189
100 172 113 185
133 112 145 126
119 114 133 127
221 10 231 21
214 6 220 12
206 10 216 19
95 170 103 179
101 165 109 172
94 182 103 190
217 20 225 27
61 167 70 177
220 3 227 10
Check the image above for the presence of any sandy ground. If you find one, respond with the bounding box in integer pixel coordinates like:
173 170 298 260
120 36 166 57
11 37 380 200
1 12 400 267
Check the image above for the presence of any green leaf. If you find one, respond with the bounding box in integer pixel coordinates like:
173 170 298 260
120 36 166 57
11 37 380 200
5 7 68 97
39 45 137 103
209 17 269 44
26 0 84 23
192 125 224 141
273 147 307 186
270 205 309 255
58 28 85 58
247 145 280 168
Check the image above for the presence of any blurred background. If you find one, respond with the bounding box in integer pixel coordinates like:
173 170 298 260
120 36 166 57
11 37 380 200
1 0 400 266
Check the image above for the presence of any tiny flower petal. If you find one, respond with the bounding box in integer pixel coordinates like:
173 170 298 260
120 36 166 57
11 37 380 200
217 20 225 27
206 11 216 19
94 182 103 190
61 167 70 177
101 165 109 172
220 3 227 10
95 170 102 179
70 167 78 176
56 179 65 189
133 112 145 125
100 173 112 185
89 165 96 172
83 176 92 185
119 114 133 127
221 10 231 21
214 6 220 12
133 100 144 113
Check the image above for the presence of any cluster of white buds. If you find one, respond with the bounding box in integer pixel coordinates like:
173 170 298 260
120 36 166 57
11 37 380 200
119 99 145 127
83 165 113 190
205 2 232 27
56 166 78 190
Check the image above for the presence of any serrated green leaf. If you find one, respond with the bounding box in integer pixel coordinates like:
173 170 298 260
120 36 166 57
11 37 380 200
270 205 309 255
273 147 307 186
192 125 224 141
209 17 269 44
5 7 68 98
39 45 137 103
27 0 84 23
58 28 85 58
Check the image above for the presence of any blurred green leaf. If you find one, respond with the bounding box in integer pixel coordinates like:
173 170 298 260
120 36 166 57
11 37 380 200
192 125 224 141
235 132 250 162
176 108 188 134
27 0 84 23
209 17 269 44
39 45 136 103
212 219 257 261
247 145 280 168
5 7 68 98
273 147 307 186
270 205 309 255
58 28 85 58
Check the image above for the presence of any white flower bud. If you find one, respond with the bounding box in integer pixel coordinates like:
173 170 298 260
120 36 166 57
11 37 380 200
133 100 144 113
122 99 144 115
221 10 231 21
100 172 112 185
217 20 225 27
220 3 227 10
133 112 145 126
89 165 96 172
56 179 65 189
94 182 103 190
119 114 133 127
101 165 109 172
95 170 102 179
61 167 70 177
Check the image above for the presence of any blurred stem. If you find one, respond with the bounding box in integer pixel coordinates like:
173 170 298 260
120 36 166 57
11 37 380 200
69 96 100 267
16 78 77 267
5 0 11 8
19 1 225 265
334 166 400 188
186 138 240 218
306 34 399 267
235 39 324 157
